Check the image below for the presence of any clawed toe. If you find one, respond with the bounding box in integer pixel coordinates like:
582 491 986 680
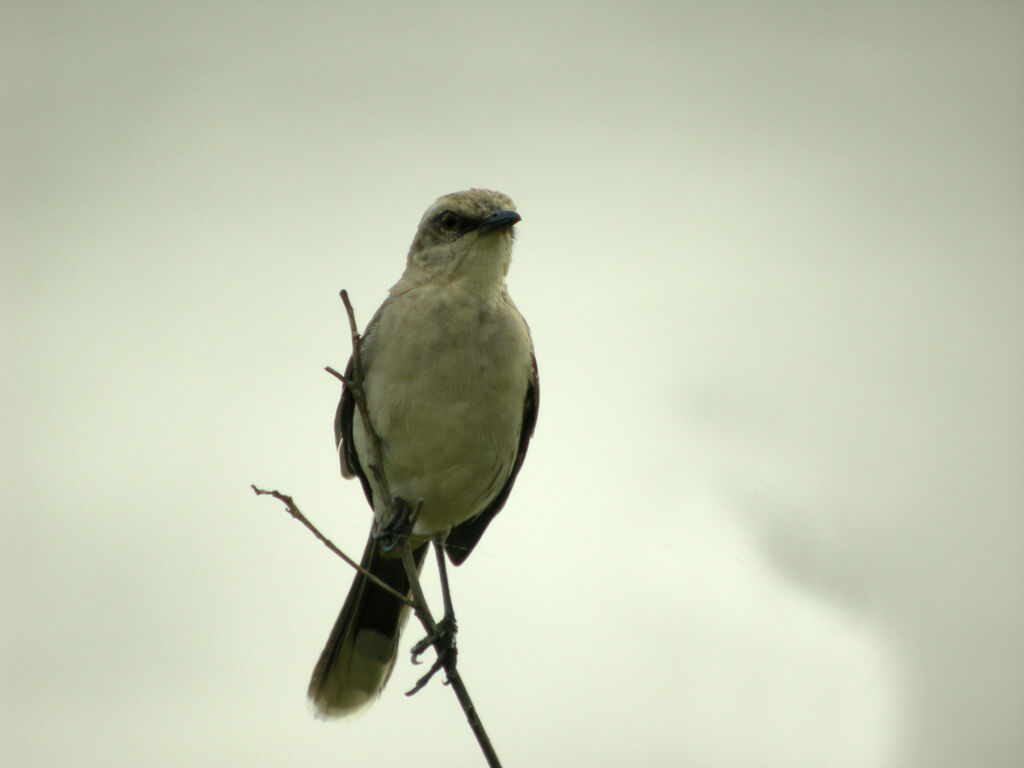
405 615 458 695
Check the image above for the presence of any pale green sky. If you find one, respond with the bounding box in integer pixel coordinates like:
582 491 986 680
4 2 1022 767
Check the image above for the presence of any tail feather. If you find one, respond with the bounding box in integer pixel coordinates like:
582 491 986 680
307 536 426 716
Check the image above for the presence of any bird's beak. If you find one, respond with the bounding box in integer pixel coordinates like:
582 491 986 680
477 209 521 234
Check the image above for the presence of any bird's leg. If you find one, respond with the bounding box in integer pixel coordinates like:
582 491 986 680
407 537 459 694
412 537 458 655
373 496 416 552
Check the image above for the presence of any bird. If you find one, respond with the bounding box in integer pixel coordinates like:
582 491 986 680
308 188 539 716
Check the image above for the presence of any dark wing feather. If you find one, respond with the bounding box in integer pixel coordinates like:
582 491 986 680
444 354 539 565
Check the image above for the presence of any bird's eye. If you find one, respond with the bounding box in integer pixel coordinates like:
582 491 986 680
438 210 460 232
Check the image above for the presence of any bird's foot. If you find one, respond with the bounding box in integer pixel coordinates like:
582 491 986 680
405 614 458 696
373 497 416 552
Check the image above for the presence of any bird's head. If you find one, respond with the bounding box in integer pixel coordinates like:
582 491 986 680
403 189 521 288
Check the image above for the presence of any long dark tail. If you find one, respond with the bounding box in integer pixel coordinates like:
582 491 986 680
307 535 427 716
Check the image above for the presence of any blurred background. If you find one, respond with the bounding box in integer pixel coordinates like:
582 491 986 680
3 2 1021 766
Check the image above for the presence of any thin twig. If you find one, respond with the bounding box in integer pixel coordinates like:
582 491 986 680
398 542 502 768
250 485 413 606
324 365 347 384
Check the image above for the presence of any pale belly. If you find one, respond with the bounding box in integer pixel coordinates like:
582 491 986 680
353 289 531 537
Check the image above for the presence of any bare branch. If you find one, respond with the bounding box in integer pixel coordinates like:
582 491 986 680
250 485 412 606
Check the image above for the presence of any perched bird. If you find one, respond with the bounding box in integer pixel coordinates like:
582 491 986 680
308 189 539 716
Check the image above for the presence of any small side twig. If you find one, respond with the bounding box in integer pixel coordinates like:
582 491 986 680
250 485 412 606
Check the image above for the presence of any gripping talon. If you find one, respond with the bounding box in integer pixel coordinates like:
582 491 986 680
404 615 458 696
405 656 447 696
